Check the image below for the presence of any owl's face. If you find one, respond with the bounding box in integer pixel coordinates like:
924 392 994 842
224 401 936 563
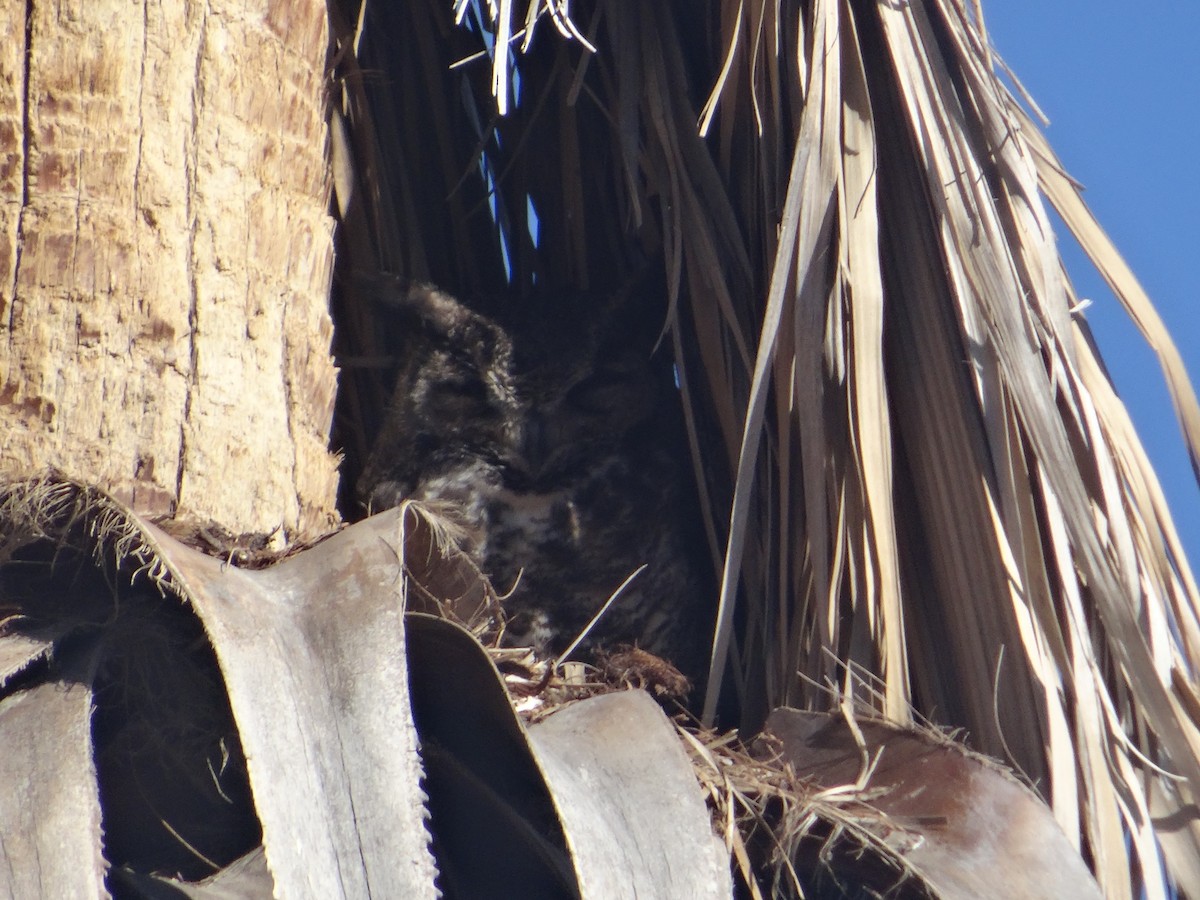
500 297 662 487
361 286 668 507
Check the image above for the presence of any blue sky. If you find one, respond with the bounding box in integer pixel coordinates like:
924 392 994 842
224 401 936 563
983 4 1200 573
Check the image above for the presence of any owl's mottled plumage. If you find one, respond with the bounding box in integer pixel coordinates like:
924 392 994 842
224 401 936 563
359 285 710 679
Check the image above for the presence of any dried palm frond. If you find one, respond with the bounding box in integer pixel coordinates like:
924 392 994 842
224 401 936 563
692 2 1200 892
329 0 1200 894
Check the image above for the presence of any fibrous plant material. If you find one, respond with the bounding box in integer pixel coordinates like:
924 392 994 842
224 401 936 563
0 477 437 898
0 475 731 899
375 2 1200 895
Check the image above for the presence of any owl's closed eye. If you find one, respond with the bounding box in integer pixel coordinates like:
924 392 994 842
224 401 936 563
566 366 648 415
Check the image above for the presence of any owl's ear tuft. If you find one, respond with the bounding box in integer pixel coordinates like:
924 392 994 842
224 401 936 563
393 286 506 356
401 285 477 331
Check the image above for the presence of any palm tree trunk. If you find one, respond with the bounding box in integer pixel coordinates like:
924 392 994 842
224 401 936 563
0 0 339 542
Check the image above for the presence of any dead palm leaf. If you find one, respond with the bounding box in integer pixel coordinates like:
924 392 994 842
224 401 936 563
396 2 1200 895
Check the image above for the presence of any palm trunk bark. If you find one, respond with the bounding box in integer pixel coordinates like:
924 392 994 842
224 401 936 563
0 0 339 542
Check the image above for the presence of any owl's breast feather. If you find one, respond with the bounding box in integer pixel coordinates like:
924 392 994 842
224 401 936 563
487 487 582 553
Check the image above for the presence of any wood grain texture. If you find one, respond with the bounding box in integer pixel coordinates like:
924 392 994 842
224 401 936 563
143 510 438 899
528 691 733 899
0 682 106 900
0 0 338 541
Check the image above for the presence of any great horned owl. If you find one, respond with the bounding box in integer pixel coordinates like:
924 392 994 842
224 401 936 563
358 285 711 681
